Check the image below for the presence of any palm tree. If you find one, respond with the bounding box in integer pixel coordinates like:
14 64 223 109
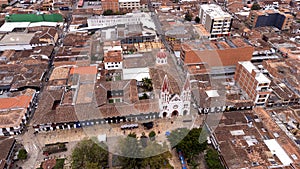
142 78 153 91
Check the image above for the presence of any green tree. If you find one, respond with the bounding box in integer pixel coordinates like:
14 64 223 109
103 9 114 16
167 128 190 148
119 135 173 169
167 128 207 160
1 4 8 9
128 132 137 138
205 148 224 169
142 78 153 91
185 12 193 22
149 131 156 141
53 159 65 169
251 2 261 10
139 93 149 100
18 149 28 160
71 139 108 169
141 142 173 169
119 134 142 169
195 16 200 24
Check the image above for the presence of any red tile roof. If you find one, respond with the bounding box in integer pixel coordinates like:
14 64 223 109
0 95 32 109
70 66 97 75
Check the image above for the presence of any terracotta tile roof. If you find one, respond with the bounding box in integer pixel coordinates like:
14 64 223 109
39 28 57 39
32 89 79 125
103 51 123 63
63 33 91 47
181 39 253 67
0 136 15 168
76 100 159 120
42 159 56 169
0 109 26 128
70 66 97 75
149 68 180 94
157 51 167 59
0 95 32 109
50 67 70 80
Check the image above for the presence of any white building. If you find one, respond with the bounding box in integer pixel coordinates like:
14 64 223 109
87 12 156 30
199 4 232 40
103 41 123 70
0 33 35 51
159 75 191 118
119 0 141 10
156 51 167 65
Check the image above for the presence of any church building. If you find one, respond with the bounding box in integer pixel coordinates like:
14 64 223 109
159 74 191 118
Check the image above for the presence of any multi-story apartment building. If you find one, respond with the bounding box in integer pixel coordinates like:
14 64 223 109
102 0 119 13
235 61 271 106
199 4 232 39
249 10 293 30
119 0 141 10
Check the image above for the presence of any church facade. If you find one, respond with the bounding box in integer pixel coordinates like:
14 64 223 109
159 75 191 118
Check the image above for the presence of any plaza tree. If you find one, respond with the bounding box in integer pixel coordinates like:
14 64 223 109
251 2 261 10
71 139 108 169
118 133 142 169
18 148 28 160
167 128 207 161
119 133 172 169
148 131 156 141
185 12 193 21
195 16 200 24
141 142 173 169
205 148 224 169
141 77 153 91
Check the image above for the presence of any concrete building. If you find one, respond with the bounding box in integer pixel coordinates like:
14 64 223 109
199 4 233 39
249 10 293 30
156 51 167 65
0 33 35 51
101 0 119 13
87 12 156 30
180 38 253 76
119 0 141 10
235 61 271 106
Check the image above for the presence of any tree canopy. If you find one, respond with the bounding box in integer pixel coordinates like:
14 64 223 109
71 139 108 169
149 131 156 140
118 133 173 169
251 3 261 10
185 13 193 22
195 16 200 24
18 148 28 160
103 10 124 16
205 148 224 169
167 128 207 160
141 77 153 91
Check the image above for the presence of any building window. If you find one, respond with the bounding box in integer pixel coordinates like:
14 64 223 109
257 99 265 102
259 95 268 98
